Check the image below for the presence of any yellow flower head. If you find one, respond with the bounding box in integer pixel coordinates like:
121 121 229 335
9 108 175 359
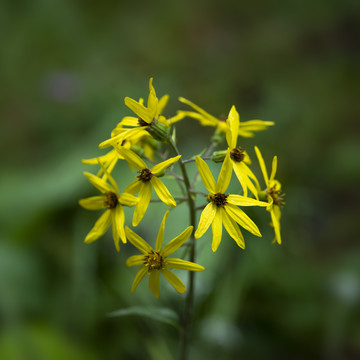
116 147 181 227
178 97 274 138
254 146 285 245
226 105 260 199
194 150 268 252
79 168 138 251
126 211 204 298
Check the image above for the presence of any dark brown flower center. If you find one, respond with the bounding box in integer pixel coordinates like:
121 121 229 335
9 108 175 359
138 118 149 127
144 251 163 271
230 147 245 162
137 168 153 182
210 192 228 207
218 114 227 122
104 191 118 209
267 185 285 207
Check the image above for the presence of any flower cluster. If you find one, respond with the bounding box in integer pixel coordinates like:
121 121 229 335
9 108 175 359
79 78 285 298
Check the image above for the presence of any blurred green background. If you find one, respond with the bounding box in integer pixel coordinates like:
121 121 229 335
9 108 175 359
1 0 360 359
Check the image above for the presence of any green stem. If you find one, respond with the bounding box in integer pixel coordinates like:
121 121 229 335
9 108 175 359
167 138 196 360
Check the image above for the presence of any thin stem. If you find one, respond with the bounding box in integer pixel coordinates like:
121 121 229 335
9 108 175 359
167 138 196 360
183 157 211 164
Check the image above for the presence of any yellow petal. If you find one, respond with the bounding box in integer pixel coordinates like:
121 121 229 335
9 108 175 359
232 161 249 197
155 210 170 252
147 78 158 116
124 179 142 195
227 195 268 207
131 265 148 293
270 156 278 183
161 268 186 294
176 110 215 126
211 209 223 252
119 116 139 127
162 226 193 257
125 226 153 254
226 105 239 149
126 255 145 267
125 97 153 124
254 146 269 185
116 147 147 170
195 157 216 193
84 209 112 244
118 193 138 207
158 94 169 115
222 209 245 249
111 209 120 251
79 196 106 210
165 258 205 271
216 149 232 193
151 176 176 207
194 202 216 239
178 97 219 126
149 271 160 298
83 172 115 194
151 155 181 174
113 204 126 247
271 208 281 245
225 204 262 237
132 182 152 227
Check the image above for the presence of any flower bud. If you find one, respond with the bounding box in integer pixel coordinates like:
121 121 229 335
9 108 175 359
146 119 171 142
211 150 227 163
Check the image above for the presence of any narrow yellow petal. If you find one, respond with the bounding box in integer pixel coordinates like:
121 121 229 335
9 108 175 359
211 209 223 252
151 176 176 207
125 226 153 254
270 156 278 183
165 258 205 271
221 209 245 249
132 182 152 227
111 209 120 251
147 78 158 116
216 149 232 193
118 193 138 207
84 210 112 244
155 210 170 252
195 157 216 193
161 268 186 294
83 172 114 194
151 155 181 174
270 210 281 245
149 271 160 298
254 146 269 185
126 255 145 267
114 204 126 245
232 161 249 197
79 196 106 210
119 116 139 127
158 94 169 115
227 195 268 207
226 105 239 149
131 266 148 293
124 179 142 195
176 110 215 126
225 204 262 237
116 147 147 170
162 226 193 257
194 202 216 239
125 97 153 124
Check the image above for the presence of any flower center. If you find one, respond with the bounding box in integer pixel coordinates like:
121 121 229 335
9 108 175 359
218 114 227 122
267 185 285 207
137 168 153 182
230 147 245 162
104 191 118 209
144 251 163 271
210 192 228 207
138 118 149 127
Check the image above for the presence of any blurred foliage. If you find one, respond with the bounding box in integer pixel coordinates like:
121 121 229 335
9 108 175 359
1 0 360 359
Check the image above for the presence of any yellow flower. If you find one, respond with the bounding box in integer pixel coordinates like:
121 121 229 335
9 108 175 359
126 211 204 298
226 105 260 199
178 97 274 137
254 146 284 245
79 170 138 251
195 150 268 252
117 147 181 227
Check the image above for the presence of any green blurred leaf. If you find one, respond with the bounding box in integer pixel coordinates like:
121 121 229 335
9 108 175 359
107 306 181 330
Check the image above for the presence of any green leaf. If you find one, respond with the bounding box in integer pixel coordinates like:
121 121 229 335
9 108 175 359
107 306 181 330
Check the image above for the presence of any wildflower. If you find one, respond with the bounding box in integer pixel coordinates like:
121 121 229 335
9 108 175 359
178 97 274 137
117 147 181 226
126 211 204 298
254 146 284 245
195 150 268 252
225 105 260 199
79 169 138 251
